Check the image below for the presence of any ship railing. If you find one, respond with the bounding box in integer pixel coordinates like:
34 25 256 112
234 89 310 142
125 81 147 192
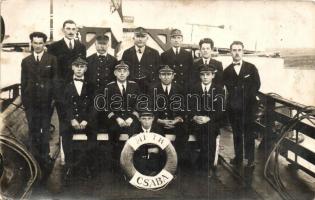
0 83 21 111
256 92 315 178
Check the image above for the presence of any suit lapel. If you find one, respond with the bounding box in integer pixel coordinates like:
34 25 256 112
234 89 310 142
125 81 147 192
238 62 247 77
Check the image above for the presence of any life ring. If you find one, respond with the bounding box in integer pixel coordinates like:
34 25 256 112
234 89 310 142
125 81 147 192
120 132 177 191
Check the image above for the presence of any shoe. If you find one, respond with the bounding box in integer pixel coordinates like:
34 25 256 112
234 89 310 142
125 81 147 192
230 157 242 166
208 167 218 178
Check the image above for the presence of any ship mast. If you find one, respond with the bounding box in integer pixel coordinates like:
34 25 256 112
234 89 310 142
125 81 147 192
49 0 53 41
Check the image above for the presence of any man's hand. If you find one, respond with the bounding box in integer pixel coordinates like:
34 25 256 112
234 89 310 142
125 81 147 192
71 119 80 130
80 120 88 129
125 118 133 127
116 117 126 127
193 116 210 124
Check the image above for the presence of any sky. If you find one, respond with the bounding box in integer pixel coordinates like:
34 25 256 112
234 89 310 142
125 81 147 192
1 0 315 50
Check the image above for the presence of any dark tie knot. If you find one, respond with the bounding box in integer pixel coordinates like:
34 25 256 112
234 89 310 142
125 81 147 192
138 49 142 54
233 62 241 66
74 78 84 82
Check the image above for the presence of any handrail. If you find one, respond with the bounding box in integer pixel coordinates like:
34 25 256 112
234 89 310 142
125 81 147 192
257 92 315 178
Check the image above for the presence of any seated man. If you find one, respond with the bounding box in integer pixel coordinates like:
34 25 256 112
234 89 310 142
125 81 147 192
63 57 97 180
148 65 187 163
133 110 165 176
105 61 140 169
189 64 225 177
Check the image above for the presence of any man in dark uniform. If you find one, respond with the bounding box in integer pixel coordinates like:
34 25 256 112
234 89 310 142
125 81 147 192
148 65 187 163
63 57 97 180
223 41 260 168
47 20 86 157
121 27 160 93
86 35 118 131
191 38 223 86
133 110 165 176
21 32 57 179
161 29 193 89
105 61 140 169
86 35 118 91
189 64 225 177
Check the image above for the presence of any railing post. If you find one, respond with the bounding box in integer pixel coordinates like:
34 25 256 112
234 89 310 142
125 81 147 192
259 94 276 151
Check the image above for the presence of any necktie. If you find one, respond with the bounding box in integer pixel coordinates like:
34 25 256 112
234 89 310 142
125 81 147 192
36 56 40 63
176 48 179 55
138 48 142 54
204 87 208 96
122 84 126 96
74 78 84 82
69 40 73 50
165 86 169 95
205 59 208 65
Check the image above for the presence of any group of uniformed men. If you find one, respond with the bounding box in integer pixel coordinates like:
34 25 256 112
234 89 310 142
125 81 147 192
21 19 261 182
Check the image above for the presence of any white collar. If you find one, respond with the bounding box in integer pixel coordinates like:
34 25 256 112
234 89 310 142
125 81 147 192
203 57 211 62
232 60 242 65
73 75 84 80
172 47 180 53
97 52 107 57
117 81 127 87
33 51 44 60
162 83 171 89
64 37 75 46
201 82 211 91
135 46 145 53
142 126 151 133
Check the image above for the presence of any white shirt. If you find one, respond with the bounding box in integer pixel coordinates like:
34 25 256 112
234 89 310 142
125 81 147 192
135 46 145 61
97 52 107 57
203 58 210 65
162 83 171 95
73 75 84 96
117 81 127 95
233 60 242 75
142 127 151 133
33 51 44 62
201 83 211 93
64 37 75 49
172 47 180 55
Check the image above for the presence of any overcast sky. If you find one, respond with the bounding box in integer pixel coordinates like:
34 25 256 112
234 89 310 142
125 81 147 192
2 0 315 50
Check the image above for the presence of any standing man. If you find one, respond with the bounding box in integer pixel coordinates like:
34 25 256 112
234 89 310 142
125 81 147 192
191 38 223 86
86 35 118 91
63 57 96 180
223 41 261 168
21 32 57 179
161 29 193 89
86 35 118 131
47 19 86 159
122 27 160 93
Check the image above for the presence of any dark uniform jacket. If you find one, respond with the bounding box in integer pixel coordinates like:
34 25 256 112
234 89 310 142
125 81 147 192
161 48 193 86
63 80 96 127
122 46 160 83
48 39 86 100
105 80 140 120
191 58 223 86
223 61 260 114
21 52 58 108
148 82 185 120
189 82 225 129
86 53 118 91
